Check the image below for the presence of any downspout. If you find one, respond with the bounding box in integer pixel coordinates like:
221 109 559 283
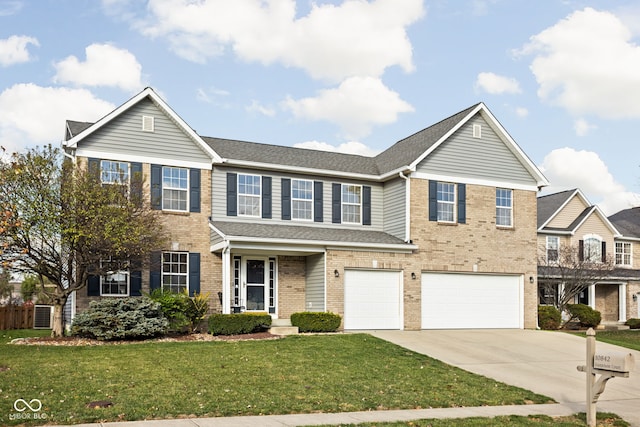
221 242 230 314
399 171 411 243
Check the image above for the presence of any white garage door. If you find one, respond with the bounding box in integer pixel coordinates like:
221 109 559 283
422 273 522 329
344 270 402 330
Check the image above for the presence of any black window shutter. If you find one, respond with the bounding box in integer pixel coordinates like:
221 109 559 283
189 168 201 213
130 162 143 204
362 185 371 226
428 180 437 221
87 275 100 296
189 253 201 297
88 158 100 177
314 181 323 222
150 164 162 210
227 173 237 216
149 251 161 291
578 240 584 261
262 176 272 219
457 183 466 224
601 241 607 263
332 183 341 224
281 178 291 220
130 270 142 296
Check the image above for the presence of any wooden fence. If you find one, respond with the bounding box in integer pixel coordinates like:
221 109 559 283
0 305 34 330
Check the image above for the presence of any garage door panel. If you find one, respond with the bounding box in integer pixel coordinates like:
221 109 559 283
422 273 521 329
344 270 401 330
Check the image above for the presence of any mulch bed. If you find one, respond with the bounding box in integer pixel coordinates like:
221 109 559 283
11 331 281 346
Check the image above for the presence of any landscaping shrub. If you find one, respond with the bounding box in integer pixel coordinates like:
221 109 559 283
538 305 561 330
148 288 190 332
208 313 272 335
625 318 640 329
71 297 168 340
291 311 342 332
185 292 210 332
567 304 601 328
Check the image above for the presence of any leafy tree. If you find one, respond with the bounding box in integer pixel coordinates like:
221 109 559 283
0 268 13 304
0 145 168 336
538 242 615 324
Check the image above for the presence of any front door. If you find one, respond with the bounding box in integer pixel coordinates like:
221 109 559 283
245 258 267 311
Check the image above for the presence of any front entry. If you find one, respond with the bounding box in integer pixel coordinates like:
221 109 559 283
233 256 277 314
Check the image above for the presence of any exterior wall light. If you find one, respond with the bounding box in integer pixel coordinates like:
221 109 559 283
529 276 535 284
334 269 339 278
411 272 417 280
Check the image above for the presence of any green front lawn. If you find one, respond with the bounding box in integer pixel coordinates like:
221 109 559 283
0 331 551 426
591 330 640 352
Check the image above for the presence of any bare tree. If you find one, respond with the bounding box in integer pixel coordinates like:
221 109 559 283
538 242 615 319
0 145 168 336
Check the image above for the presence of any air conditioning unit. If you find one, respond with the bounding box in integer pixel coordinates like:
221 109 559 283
33 305 53 329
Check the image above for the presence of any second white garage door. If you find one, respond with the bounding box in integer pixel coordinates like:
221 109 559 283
422 273 522 329
344 270 402 330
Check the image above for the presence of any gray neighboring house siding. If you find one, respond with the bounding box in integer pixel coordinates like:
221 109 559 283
78 98 211 165
417 115 538 186
383 177 406 240
305 253 325 312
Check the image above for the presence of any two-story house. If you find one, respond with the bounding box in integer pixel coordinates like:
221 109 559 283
63 87 547 330
537 189 640 324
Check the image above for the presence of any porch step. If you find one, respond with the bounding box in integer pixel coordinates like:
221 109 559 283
599 322 630 331
269 319 298 335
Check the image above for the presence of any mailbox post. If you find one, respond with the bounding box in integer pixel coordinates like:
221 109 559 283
576 328 635 427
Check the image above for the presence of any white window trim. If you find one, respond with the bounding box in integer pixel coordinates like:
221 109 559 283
615 241 632 267
437 181 456 223
99 259 129 297
583 234 603 263
291 178 313 221
100 160 130 186
546 236 560 264
496 188 513 228
162 166 189 212
237 174 261 217
162 251 189 294
342 184 362 224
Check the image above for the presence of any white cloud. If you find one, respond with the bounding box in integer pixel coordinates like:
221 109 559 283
573 118 597 136
475 72 521 95
137 0 424 82
515 107 529 117
0 84 114 153
293 140 379 157
0 1 22 16
539 147 639 215
0 35 39 67
282 76 414 140
53 43 144 92
246 100 276 117
517 7 640 119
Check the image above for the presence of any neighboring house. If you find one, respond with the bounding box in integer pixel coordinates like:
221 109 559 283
63 87 547 330
537 189 640 323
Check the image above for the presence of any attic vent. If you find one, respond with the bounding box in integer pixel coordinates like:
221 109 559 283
33 305 53 329
472 124 482 138
142 115 155 132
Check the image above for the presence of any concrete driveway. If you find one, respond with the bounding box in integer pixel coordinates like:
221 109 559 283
369 329 640 426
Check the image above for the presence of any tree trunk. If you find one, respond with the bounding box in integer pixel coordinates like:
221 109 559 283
51 300 65 337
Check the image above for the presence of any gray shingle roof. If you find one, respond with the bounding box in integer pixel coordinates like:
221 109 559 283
537 189 577 229
211 221 411 247
66 120 93 140
538 265 640 280
609 207 640 238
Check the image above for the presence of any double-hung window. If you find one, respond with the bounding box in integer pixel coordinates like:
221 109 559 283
100 160 129 186
100 258 129 296
162 252 188 293
292 179 313 220
496 188 513 227
342 184 361 224
238 174 261 217
162 166 188 211
436 182 456 222
546 236 559 263
615 242 632 266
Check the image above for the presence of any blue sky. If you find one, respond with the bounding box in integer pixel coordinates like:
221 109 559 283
1 0 640 215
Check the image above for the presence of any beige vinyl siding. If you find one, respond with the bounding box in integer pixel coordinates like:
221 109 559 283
416 115 537 186
305 254 325 312
79 97 211 164
211 166 384 231
547 196 589 228
383 177 406 239
572 214 616 255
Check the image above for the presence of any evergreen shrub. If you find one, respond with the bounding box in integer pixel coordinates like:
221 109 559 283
208 313 272 335
290 312 342 332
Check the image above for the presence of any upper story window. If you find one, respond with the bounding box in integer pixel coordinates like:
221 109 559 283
615 242 632 266
342 184 361 224
546 236 559 263
162 251 188 293
162 166 188 211
100 160 129 186
100 258 129 296
238 174 261 217
496 188 513 227
292 179 313 221
582 234 603 263
437 182 456 222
